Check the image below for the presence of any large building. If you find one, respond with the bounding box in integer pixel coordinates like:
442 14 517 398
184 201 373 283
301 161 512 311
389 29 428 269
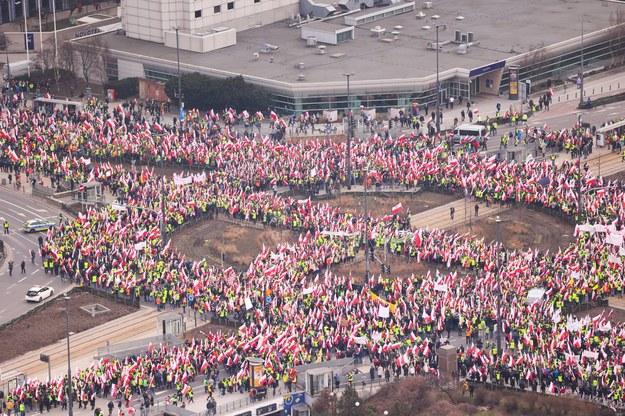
121 0 299 52
81 0 625 113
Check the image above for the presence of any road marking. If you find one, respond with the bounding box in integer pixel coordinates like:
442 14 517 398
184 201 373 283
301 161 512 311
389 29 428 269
34 208 48 213
31 269 40 275
0 309 6 315
18 276 28 283
45 279 54 286
16 212 26 217
609 112 621 116
0 198 54 218
6 283 16 290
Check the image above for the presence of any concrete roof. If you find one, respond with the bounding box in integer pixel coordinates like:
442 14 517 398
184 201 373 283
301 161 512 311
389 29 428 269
302 21 353 32
98 0 624 84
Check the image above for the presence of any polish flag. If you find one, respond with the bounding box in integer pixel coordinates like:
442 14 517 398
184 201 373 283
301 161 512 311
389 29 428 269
391 203 403 215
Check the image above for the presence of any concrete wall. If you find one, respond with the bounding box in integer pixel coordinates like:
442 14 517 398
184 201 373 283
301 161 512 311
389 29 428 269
117 58 145 79
163 28 236 53
301 26 337 45
122 0 298 46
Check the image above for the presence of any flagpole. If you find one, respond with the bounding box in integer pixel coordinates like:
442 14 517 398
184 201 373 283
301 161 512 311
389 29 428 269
23 0 31 78
52 0 59 81
37 0 43 58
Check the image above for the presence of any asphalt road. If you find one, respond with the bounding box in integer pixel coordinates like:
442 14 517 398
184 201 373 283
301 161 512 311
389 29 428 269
0 178 73 324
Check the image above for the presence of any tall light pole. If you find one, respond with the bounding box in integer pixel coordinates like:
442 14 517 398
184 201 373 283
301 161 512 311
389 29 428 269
23 0 31 78
52 0 59 81
37 0 43 58
343 73 354 189
364 166 369 280
176 28 183 120
494 216 507 355
64 295 73 416
435 24 441 134
161 178 168 245
579 16 585 107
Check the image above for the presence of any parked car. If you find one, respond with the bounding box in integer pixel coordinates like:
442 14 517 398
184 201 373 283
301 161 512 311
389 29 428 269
25 286 54 302
22 218 56 233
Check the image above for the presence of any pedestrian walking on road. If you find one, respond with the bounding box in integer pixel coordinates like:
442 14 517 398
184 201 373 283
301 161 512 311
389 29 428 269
8 260 13 277
474 204 479 217
450 207 455 220
3 220 9 235
30 249 35 264
20 260 26 274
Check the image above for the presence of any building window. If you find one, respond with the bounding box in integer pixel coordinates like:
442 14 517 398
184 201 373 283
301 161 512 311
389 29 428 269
227 2 234 9
195 9 202 18
214 5 221 13
254 0 260 3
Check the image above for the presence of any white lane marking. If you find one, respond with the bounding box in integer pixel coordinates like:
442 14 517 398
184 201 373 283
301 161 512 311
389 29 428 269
0 198 54 218
18 276 28 283
31 269 40 275
6 283 16 290
0 309 6 315
17 212 26 217
45 279 54 286
34 208 48 213
608 112 621 116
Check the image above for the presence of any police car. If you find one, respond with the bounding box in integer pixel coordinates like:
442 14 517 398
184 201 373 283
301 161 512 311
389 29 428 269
25 286 54 302
22 218 56 233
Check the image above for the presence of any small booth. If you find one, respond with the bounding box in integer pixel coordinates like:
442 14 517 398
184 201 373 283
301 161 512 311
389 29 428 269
305 367 334 396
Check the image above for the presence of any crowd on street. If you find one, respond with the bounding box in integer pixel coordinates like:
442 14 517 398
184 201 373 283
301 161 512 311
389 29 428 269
1 93 625 411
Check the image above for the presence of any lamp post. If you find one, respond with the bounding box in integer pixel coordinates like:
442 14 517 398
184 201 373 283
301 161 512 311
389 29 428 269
494 216 508 355
64 295 73 416
52 0 59 81
435 24 441 134
364 166 369 281
344 73 354 189
176 28 183 119
579 16 584 108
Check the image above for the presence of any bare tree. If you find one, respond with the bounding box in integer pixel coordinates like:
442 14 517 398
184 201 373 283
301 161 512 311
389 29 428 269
0 33 12 80
76 36 106 84
59 41 76 74
608 9 625 68
36 38 57 73
99 42 113 83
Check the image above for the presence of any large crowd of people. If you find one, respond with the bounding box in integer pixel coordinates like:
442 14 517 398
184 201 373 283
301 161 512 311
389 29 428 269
1 93 625 411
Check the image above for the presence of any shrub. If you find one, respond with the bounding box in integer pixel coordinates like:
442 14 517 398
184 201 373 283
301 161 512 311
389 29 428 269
105 78 139 99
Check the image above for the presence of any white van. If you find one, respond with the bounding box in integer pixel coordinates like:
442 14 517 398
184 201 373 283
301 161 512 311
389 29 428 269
454 124 489 138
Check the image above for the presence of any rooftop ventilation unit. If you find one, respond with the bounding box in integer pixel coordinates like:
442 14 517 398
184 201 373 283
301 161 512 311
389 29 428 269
456 44 467 54
461 33 468 43
297 73 306 81
467 32 474 43
296 62 305 69
455 30 461 42
456 15 464 21
423 1 432 9
416 11 426 18
431 14 440 19
306 36 318 47
422 25 431 30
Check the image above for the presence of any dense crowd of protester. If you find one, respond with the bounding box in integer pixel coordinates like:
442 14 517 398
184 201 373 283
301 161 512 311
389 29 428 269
1 95 625 411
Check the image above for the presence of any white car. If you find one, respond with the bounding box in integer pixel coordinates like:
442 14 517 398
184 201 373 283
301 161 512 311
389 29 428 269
25 286 54 303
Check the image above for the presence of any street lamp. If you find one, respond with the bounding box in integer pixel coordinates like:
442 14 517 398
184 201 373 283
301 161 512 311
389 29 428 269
64 295 73 416
176 28 183 120
343 73 354 189
435 24 442 134
355 401 360 407
494 216 507 355
383 411 389 416
579 16 585 108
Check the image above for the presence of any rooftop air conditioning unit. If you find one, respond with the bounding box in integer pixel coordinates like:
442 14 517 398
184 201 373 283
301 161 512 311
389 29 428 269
423 1 432 9
455 30 461 42
461 33 468 43
297 62 305 69
416 11 426 19
456 44 467 54
307 36 317 47
297 73 306 81
467 32 474 43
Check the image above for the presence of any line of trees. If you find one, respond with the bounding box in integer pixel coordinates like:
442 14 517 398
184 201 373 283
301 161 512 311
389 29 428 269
165 72 271 112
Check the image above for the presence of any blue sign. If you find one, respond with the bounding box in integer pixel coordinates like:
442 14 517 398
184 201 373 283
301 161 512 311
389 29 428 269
24 33 34 51
283 392 305 415
469 60 506 78
265 296 272 304
188 294 195 303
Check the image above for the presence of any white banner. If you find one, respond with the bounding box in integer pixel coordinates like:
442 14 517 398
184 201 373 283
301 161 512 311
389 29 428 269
353 336 368 345
302 287 314 295
434 283 448 292
606 233 624 247
111 203 127 212
173 173 193 186
582 350 599 360
134 241 147 251
378 305 390 318
244 297 253 310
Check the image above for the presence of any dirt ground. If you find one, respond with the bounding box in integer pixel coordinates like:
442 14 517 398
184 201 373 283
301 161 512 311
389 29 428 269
328 254 467 283
450 207 575 252
0 288 137 363
172 218 298 269
183 322 236 342
323 191 458 218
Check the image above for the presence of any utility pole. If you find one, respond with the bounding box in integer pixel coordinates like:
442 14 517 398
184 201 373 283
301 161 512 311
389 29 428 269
64 296 73 416
495 216 507 355
435 24 441 134
23 0 31 78
344 73 354 189
364 167 369 280
176 28 183 120
579 16 584 107
52 0 59 81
